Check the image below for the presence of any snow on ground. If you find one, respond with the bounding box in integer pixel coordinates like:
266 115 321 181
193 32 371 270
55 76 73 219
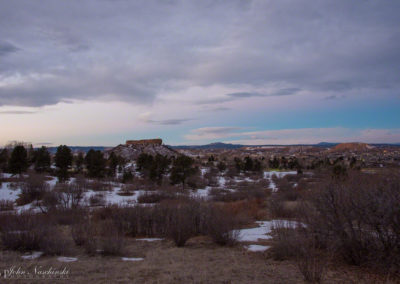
200 168 208 176
135 238 163 242
246 244 270 252
122 257 144 262
21 251 43 260
191 186 212 199
1 173 13 178
0 182 19 201
57 257 78 262
218 176 226 187
263 171 298 192
236 219 303 242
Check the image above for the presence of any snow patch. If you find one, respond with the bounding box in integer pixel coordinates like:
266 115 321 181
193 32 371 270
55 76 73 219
21 251 43 260
246 244 270 252
122 257 144 262
57 257 78 262
135 238 163 242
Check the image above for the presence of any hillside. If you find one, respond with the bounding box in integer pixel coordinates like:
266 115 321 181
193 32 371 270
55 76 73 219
331 142 373 152
109 143 177 161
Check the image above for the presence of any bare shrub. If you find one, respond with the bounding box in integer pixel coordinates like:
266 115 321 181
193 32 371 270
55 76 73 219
118 184 135 196
205 205 240 246
137 191 176 204
271 221 326 282
270 225 302 260
303 170 400 274
0 200 14 211
98 220 125 256
16 174 49 205
0 212 70 255
296 247 326 284
165 202 198 247
87 180 112 191
89 193 106 207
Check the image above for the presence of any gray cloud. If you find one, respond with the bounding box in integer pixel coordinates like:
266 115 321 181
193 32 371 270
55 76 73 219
0 41 19 56
0 0 399 107
0 110 36 114
148 118 193 125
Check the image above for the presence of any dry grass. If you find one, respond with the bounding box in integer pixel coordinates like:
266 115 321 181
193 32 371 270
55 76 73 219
0 237 392 283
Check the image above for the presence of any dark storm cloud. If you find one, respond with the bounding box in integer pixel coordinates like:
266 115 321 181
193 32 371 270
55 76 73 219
0 0 399 107
0 41 18 56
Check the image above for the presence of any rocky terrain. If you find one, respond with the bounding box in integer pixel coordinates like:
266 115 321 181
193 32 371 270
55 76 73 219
109 142 177 161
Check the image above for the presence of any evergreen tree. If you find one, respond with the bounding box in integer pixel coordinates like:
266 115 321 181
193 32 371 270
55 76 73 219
170 155 197 190
55 145 73 182
9 145 28 175
107 152 119 177
0 148 9 172
75 152 84 173
244 156 254 172
34 146 51 172
85 149 106 178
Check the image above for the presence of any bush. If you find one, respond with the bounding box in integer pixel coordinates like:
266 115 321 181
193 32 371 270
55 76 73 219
0 212 69 255
0 200 14 211
89 193 106 207
98 220 125 255
206 206 240 246
16 174 49 205
137 192 175 204
303 170 400 274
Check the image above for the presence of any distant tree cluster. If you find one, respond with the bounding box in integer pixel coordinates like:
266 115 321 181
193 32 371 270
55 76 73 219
0 143 124 182
234 156 263 173
136 153 171 184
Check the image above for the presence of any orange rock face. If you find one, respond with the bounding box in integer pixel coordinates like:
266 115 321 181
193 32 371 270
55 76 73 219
126 139 162 146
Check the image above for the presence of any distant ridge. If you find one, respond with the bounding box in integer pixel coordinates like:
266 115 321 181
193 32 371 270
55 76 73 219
171 142 400 150
171 142 244 150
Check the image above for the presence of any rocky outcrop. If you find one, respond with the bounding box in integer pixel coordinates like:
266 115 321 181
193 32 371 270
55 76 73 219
109 141 177 161
126 139 162 146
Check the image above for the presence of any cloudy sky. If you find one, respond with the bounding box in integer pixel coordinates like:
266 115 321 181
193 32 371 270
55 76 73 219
1 0 399 146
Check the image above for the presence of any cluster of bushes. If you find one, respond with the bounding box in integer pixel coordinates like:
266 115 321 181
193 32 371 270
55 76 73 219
0 212 70 255
93 198 242 247
0 198 242 258
270 170 400 281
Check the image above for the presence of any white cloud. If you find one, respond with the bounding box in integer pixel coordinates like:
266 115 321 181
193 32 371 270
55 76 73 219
184 127 400 144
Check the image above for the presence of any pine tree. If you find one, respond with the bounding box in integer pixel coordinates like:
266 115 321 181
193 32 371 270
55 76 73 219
170 155 197 190
9 145 28 175
55 145 73 182
34 146 51 172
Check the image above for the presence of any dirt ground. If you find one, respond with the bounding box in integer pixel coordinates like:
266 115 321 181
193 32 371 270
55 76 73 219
0 237 390 284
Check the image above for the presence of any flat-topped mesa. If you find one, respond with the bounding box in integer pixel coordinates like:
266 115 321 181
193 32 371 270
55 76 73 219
126 139 162 146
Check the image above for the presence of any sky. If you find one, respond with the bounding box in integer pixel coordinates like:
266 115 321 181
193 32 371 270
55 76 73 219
0 0 399 146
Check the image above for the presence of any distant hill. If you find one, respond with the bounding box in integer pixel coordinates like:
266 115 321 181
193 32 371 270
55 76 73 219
331 142 372 152
171 142 244 150
47 146 108 154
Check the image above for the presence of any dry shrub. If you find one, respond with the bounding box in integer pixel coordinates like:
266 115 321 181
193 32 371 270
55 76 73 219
118 184 135 196
164 201 200 247
205 205 240 246
303 170 400 275
87 180 112 191
270 225 302 261
0 212 70 255
89 193 106 206
0 200 14 211
16 174 49 205
271 221 326 283
222 199 263 220
137 191 176 204
98 220 125 255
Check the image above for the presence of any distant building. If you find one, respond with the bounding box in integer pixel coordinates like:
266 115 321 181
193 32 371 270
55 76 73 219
125 139 162 146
